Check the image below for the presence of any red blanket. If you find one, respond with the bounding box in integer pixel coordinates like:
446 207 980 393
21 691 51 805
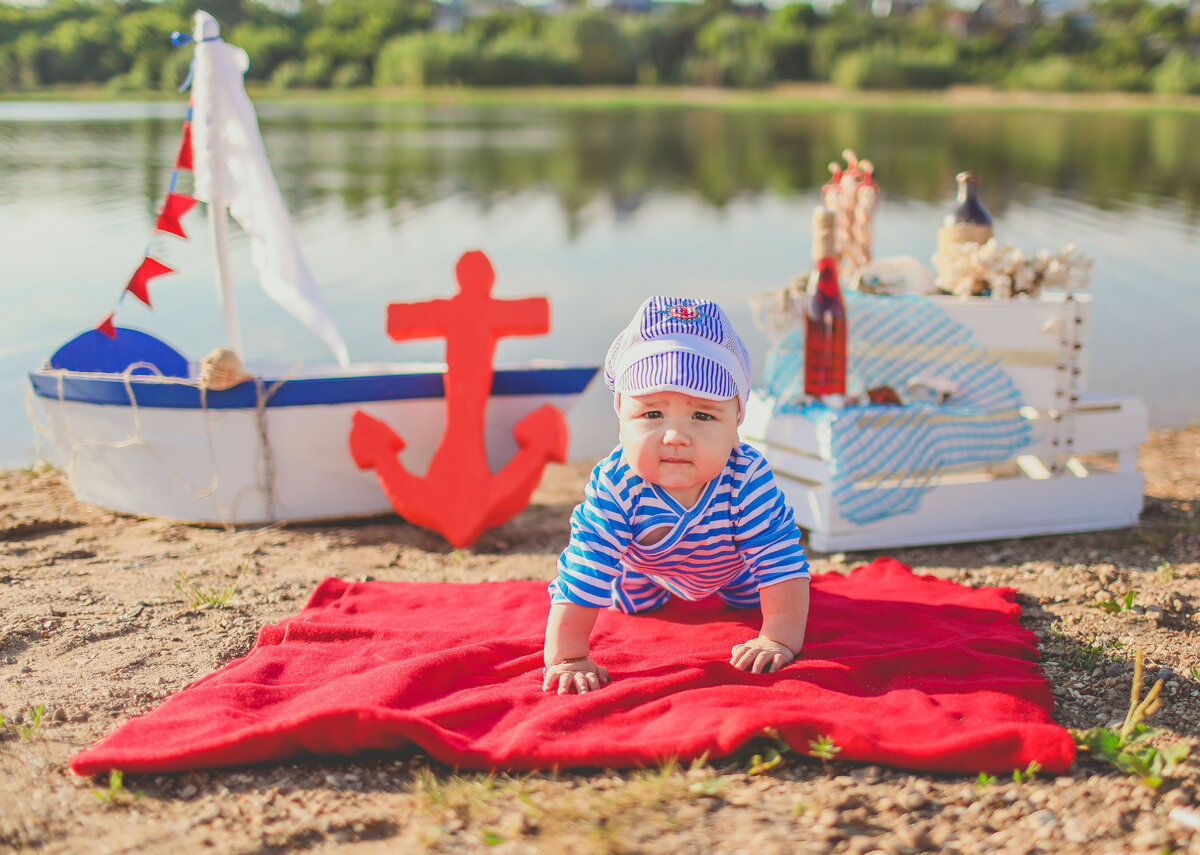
70 558 1074 776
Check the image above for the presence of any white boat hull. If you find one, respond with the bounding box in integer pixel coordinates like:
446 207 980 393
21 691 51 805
29 362 596 525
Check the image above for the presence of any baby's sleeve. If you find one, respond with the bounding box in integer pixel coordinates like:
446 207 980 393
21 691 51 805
549 463 632 608
731 448 810 587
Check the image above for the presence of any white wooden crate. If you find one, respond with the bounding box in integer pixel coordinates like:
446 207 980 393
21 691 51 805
743 292 1147 552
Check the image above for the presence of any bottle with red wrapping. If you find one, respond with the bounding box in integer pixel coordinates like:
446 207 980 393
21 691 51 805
803 206 847 398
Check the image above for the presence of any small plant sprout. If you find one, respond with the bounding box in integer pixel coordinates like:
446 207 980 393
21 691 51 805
1072 650 1192 789
746 745 785 776
1155 561 1179 581
974 772 996 792
808 734 841 762
17 704 45 740
1093 589 1138 614
93 769 143 808
174 571 235 608
1012 760 1042 783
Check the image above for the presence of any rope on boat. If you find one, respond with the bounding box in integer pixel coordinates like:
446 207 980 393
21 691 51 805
27 362 303 528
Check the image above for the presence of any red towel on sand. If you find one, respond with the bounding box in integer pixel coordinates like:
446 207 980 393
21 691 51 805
70 558 1074 776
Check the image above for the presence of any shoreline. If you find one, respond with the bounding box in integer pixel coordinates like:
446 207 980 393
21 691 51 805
3 82 1200 114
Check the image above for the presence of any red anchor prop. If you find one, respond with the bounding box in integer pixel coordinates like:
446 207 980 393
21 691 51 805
349 250 569 548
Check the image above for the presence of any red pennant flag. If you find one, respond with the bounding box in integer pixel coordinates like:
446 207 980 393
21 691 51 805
175 121 193 171
96 312 117 339
125 257 175 307
155 192 196 238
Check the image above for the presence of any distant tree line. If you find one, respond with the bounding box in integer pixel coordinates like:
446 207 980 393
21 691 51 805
1 0 1199 95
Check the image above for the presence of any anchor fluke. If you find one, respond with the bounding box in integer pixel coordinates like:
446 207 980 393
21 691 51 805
349 410 406 470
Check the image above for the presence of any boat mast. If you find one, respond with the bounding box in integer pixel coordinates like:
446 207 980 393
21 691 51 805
195 12 243 360
208 182 243 359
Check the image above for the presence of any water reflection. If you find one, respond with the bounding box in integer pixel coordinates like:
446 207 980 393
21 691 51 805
4 102 1199 222
1 101 1198 468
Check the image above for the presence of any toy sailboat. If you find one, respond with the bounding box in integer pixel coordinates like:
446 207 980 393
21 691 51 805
27 11 596 526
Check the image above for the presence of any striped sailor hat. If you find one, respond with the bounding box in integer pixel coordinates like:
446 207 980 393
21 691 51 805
604 296 752 422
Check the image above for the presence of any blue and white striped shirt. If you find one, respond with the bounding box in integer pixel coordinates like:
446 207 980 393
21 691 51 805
551 443 809 608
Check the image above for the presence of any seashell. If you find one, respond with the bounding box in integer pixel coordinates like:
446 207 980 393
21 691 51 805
198 347 253 391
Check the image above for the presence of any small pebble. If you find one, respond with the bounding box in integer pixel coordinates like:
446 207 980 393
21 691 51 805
1169 807 1200 831
1061 818 1090 843
1028 809 1058 828
816 808 841 827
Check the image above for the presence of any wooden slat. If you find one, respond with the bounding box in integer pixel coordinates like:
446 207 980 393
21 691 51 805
790 468 1144 552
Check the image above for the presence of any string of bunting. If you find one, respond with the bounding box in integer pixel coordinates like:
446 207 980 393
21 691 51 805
95 108 197 338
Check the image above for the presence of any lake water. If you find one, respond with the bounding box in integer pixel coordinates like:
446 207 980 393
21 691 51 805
2 99 1198 470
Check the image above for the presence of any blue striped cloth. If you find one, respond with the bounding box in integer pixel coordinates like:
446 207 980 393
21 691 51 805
762 293 1034 525
550 443 810 613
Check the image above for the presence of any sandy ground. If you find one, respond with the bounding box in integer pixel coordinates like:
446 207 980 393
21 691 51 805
1 427 1198 855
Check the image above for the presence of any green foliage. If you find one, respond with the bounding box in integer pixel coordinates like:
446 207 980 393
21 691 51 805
93 769 144 808
0 0 1198 94
1071 651 1191 789
619 15 693 85
548 13 636 85
1155 561 1181 581
685 13 776 88
230 23 300 82
174 571 235 608
1012 760 1042 783
1005 55 1104 92
808 734 841 762
746 744 786 775
832 44 957 90
974 771 996 792
1152 51 1200 95
1092 589 1138 614
16 704 45 740
376 27 576 88
478 32 576 87
268 59 307 90
1061 638 1106 671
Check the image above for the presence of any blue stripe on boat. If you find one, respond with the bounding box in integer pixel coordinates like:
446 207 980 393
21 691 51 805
28 366 598 410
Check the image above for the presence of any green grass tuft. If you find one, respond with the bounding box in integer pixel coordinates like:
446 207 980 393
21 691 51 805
174 571 235 608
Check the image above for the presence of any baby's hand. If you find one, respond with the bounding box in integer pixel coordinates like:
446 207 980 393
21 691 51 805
730 637 796 674
542 658 611 695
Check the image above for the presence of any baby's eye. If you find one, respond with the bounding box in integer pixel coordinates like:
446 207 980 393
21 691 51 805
642 410 663 419
692 411 715 421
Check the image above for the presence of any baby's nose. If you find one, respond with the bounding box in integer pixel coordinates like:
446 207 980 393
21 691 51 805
662 427 689 445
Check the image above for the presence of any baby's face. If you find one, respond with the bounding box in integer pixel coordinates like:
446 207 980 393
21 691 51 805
617 391 740 508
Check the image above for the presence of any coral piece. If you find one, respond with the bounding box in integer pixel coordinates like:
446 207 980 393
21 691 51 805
932 239 1092 299
822 150 879 280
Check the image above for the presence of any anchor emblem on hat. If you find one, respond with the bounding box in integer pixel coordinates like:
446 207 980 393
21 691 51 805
349 251 569 547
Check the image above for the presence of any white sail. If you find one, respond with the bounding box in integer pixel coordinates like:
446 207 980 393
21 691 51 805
188 11 350 368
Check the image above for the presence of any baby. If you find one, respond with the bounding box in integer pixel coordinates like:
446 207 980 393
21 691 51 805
543 296 810 695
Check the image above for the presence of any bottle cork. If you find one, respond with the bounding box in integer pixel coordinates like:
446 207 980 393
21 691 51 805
812 206 836 263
